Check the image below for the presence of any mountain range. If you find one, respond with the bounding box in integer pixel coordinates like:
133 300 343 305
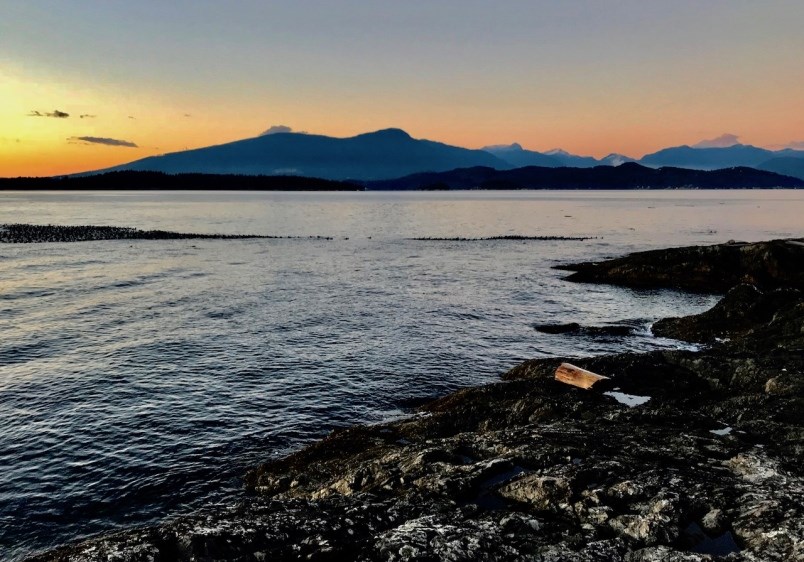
83 129 804 181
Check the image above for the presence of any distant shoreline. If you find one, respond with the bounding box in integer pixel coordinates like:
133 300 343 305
1 165 802 191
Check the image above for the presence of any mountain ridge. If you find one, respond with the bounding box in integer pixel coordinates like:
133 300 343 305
72 128 804 181
87 128 510 181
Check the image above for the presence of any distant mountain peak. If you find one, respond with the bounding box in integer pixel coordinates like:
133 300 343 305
481 143 523 152
545 148 571 156
692 133 741 149
601 153 636 166
362 128 412 140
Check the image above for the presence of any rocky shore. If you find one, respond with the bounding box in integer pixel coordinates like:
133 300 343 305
30 240 803 561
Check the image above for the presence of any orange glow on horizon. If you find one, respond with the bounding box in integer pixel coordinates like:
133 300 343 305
1 62 802 177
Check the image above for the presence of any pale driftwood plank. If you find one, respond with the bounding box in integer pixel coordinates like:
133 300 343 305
555 362 610 390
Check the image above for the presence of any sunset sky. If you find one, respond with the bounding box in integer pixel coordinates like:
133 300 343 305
1 0 802 177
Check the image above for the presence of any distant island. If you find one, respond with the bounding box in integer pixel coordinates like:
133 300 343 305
364 162 804 190
0 172 361 191
4 164 798 191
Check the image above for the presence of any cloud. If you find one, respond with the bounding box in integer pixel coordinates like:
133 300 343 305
260 125 306 136
692 133 741 148
28 109 70 118
783 140 804 150
68 136 138 148
79 114 96 119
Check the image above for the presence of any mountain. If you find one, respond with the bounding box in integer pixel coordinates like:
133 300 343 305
757 157 804 180
365 162 804 190
639 144 778 170
483 144 605 168
79 129 804 182
543 149 600 168
481 143 561 167
93 129 510 181
599 153 636 166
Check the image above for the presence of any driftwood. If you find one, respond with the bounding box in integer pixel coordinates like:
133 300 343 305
555 363 610 390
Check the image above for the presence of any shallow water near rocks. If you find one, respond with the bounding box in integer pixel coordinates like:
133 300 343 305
1 189 803 560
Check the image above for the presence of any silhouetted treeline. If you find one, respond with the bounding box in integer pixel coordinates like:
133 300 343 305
364 162 804 190
0 171 362 191
3 164 801 191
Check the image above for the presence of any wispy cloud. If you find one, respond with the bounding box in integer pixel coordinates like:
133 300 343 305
68 136 138 148
79 114 96 119
692 133 740 148
783 141 804 150
260 125 306 136
28 109 70 118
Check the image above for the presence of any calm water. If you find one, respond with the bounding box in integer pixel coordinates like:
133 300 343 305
1 190 803 560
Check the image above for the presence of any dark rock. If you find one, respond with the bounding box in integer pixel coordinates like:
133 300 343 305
557 238 804 293
534 322 635 336
534 322 582 334
653 284 803 344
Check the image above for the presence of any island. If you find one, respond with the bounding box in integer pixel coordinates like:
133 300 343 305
31 239 803 561
2 164 803 192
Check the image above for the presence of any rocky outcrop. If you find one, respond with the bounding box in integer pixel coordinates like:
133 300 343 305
30 243 804 561
557 239 804 293
652 284 803 344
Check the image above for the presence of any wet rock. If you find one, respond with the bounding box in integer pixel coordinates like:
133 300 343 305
534 322 635 336
534 322 582 334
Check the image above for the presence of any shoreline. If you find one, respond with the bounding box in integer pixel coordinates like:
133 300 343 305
28 239 804 561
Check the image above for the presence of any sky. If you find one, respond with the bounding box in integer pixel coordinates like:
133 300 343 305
1 0 802 177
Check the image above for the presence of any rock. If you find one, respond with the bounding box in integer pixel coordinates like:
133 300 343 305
653 284 802 344
534 322 582 334
765 374 803 396
534 322 635 336
496 474 570 511
556 238 804 293
700 508 726 534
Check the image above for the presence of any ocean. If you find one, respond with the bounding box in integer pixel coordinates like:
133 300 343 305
1 189 803 559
